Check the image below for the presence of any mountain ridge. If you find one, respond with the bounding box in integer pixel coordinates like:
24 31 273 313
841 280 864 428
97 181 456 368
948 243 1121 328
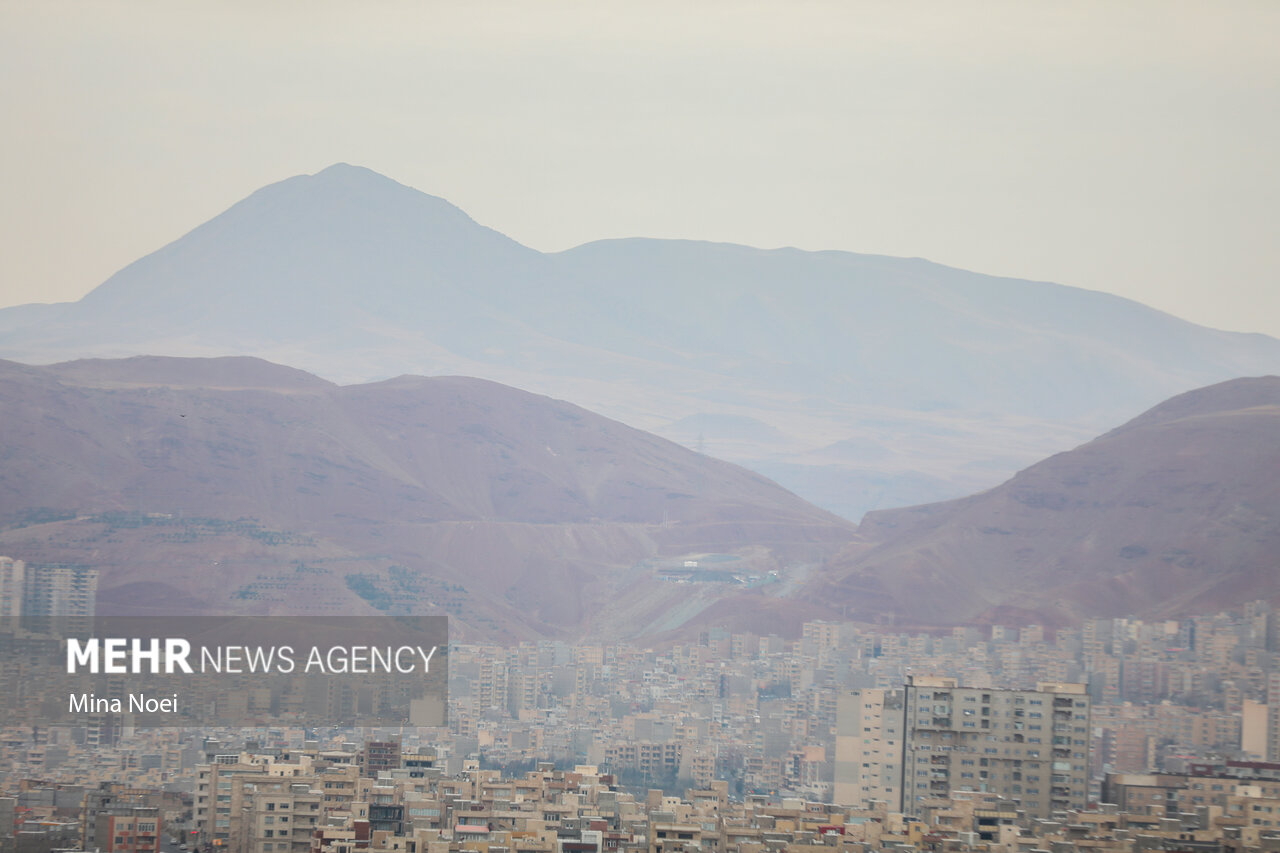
4 165 1280 521
807 375 1280 626
0 355 853 640
2 357 1278 636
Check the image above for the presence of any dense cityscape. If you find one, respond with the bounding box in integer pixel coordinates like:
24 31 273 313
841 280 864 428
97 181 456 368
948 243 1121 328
4 560 1280 853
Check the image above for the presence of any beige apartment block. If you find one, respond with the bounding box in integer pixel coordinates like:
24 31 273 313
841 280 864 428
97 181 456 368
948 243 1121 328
900 676 1090 819
832 688 903 810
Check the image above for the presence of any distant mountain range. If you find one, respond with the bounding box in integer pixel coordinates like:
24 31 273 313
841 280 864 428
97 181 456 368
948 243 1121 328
807 376 1280 628
3 164 1279 519
0 356 852 640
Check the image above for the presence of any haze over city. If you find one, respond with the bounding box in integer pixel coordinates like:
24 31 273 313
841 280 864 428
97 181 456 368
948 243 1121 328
4 4 1280 852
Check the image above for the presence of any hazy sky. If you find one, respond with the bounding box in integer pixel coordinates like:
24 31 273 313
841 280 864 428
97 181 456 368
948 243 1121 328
3 1 1278 336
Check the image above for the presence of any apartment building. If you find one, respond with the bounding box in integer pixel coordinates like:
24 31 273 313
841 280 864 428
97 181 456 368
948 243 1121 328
21 563 98 636
235 781 323 853
834 678 1090 818
0 556 24 632
832 688 903 809
90 806 161 853
901 676 1090 818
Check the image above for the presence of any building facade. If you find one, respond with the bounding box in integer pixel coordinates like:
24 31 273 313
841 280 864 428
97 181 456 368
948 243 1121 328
833 688 903 809
901 676 1090 819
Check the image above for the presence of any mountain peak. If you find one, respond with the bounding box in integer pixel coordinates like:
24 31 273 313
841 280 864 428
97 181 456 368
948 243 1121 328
67 163 537 322
305 162 429 193
316 161 372 176
255 163 466 217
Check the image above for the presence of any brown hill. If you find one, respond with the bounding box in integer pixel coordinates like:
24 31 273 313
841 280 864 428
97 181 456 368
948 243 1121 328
806 376 1280 627
0 356 853 640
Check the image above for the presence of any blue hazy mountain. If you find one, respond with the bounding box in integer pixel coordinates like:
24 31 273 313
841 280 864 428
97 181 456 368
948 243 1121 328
4 164 1280 519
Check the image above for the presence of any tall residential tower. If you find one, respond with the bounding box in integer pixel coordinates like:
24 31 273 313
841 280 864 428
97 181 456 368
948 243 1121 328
835 676 1090 819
